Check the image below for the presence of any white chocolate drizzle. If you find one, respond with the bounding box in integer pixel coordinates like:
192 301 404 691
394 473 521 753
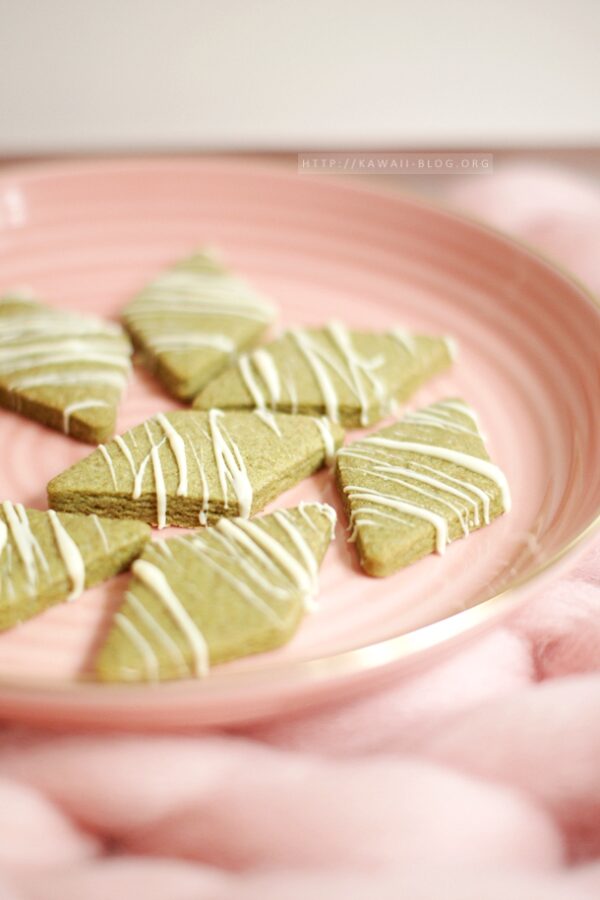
132 559 209 677
239 353 282 436
209 409 253 518
144 423 167 529
98 444 119 490
115 612 159 681
116 503 335 679
1 500 47 590
312 416 338 466
338 400 510 554
156 413 188 497
0 301 132 432
343 484 449 553
93 410 331 529
91 514 110 553
123 254 275 360
362 438 511 512
0 521 6 558
233 322 444 425
48 510 86 601
63 400 110 435
389 328 416 355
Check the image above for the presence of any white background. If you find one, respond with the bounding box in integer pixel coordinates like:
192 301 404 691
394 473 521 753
0 0 599 153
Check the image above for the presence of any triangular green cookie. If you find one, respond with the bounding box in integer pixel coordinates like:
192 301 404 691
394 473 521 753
194 323 454 427
0 293 132 444
122 250 276 400
47 410 344 528
336 398 510 576
0 501 150 631
95 502 336 682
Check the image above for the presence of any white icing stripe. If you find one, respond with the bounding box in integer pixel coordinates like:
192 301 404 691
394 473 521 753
144 423 167 529
0 521 7 557
91 514 110 553
185 535 287 626
0 301 132 423
253 408 282 436
290 329 341 422
348 506 413 541
289 325 391 425
115 612 159 681
389 328 416 355
235 518 315 599
412 461 491 525
327 321 385 426
0 350 129 376
10 370 128 391
238 354 283 437
0 315 124 340
207 531 288 599
313 417 337 466
2 501 38 588
239 354 266 409
125 590 188 673
156 413 188 497
349 465 471 536
303 500 337 536
140 267 274 311
272 510 320 610
0 335 127 356
379 463 479 526
132 559 209 677
98 445 119 490
444 336 458 360
344 486 449 553
63 400 110 435
363 438 511 512
101 417 187 529
209 409 253 518
127 303 270 321
436 399 481 429
16 505 49 575
150 444 167 529
145 333 235 352
187 438 209 525
114 434 138 479
403 410 478 436
252 349 281 405
340 448 483 530
48 510 85 601
287 378 298 413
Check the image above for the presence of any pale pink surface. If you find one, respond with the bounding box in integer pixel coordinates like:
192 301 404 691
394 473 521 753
0 159 598 730
0 162 600 898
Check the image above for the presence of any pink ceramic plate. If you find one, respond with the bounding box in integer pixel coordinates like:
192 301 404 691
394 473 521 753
0 157 598 731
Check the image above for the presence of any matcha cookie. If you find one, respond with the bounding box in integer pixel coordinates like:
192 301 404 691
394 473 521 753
0 500 150 631
194 322 455 427
48 409 344 528
336 398 510 576
95 502 336 682
0 293 132 443
122 250 276 400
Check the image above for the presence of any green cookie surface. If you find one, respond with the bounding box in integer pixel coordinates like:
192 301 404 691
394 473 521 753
194 323 454 427
123 250 276 400
0 294 132 444
48 409 344 528
0 501 150 631
336 398 510 576
95 502 336 682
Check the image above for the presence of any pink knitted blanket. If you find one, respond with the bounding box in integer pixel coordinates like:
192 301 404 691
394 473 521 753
1 163 600 900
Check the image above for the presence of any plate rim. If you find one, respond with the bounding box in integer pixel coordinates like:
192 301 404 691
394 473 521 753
0 154 599 703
